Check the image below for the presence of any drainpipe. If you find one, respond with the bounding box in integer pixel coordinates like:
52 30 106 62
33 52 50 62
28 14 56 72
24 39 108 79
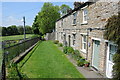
86 28 92 60
86 29 89 60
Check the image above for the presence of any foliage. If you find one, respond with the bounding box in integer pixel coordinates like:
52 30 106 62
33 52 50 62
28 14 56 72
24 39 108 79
35 2 60 34
17 25 24 35
58 43 63 47
60 4 70 15
25 25 33 34
7 25 19 35
53 40 59 44
67 47 74 54
63 46 68 54
72 50 82 61
32 15 40 35
7 63 19 78
104 12 120 79
7 62 28 78
2 27 8 36
77 58 86 67
2 25 33 36
104 13 120 44
63 46 74 54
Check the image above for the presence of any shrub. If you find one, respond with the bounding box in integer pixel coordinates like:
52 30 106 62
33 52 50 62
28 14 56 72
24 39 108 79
77 58 85 67
63 46 68 54
77 61 84 67
58 43 63 47
72 50 82 60
67 47 74 54
53 40 59 44
73 50 79 54
7 62 28 78
84 61 90 67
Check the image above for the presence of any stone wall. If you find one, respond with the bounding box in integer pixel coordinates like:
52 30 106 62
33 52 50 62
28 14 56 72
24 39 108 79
55 1 119 77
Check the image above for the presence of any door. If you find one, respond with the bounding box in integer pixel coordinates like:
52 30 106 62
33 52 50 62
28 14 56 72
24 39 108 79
106 44 117 78
68 35 71 47
63 34 66 46
92 40 100 69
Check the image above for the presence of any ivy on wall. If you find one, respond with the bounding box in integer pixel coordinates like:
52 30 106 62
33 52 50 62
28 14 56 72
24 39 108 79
104 12 120 79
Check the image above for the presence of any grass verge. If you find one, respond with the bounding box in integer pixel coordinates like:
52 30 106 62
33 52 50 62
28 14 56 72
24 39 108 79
17 41 85 78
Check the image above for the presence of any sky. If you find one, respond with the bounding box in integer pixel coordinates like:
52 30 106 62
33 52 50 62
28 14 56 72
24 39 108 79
1 0 88 27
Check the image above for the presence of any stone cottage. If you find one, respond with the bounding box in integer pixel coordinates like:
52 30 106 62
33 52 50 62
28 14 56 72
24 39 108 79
55 0 119 78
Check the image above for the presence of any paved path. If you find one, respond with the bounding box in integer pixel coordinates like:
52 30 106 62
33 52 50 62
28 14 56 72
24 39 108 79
66 55 104 78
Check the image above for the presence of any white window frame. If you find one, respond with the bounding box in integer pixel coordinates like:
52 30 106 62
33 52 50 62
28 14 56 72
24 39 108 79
108 43 117 62
81 35 87 53
82 9 88 24
72 34 76 46
73 12 77 25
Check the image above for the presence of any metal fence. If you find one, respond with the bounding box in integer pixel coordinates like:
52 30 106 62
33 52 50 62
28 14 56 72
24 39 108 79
1 37 40 79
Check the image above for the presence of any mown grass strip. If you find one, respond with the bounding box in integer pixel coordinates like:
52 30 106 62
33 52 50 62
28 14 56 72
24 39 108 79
18 41 85 78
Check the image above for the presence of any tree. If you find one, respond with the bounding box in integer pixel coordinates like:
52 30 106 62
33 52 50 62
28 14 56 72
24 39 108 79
2 27 8 36
104 12 120 79
25 25 33 34
7 25 19 35
60 4 70 15
10 25 19 35
7 26 13 36
36 2 60 34
32 15 40 34
17 25 24 35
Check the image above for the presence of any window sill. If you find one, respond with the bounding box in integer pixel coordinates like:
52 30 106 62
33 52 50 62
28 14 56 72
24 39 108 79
80 49 86 53
71 24 76 26
81 22 88 25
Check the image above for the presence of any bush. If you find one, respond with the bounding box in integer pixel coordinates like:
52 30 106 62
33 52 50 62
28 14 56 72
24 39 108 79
77 60 84 67
77 58 85 67
7 63 28 78
72 50 82 60
63 46 68 54
67 47 74 54
58 43 63 47
53 40 59 44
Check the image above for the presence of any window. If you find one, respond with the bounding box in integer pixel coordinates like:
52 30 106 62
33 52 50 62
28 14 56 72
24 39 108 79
73 12 77 24
109 44 117 62
83 9 88 23
61 32 63 40
73 34 76 46
61 19 63 27
82 35 87 52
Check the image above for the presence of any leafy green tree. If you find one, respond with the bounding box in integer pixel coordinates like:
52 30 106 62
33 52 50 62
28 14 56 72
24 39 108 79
17 25 24 35
7 26 13 36
2 27 8 36
37 2 60 34
104 12 120 79
60 4 70 15
25 25 33 34
32 15 40 34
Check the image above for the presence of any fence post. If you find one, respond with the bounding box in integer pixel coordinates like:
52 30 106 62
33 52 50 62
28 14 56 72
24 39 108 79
2 52 6 80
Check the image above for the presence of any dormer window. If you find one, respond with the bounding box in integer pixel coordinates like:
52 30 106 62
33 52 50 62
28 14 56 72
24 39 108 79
83 9 88 23
73 12 77 24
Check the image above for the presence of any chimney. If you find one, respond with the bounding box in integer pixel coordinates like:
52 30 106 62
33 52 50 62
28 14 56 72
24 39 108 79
67 8 72 13
74 2 84 9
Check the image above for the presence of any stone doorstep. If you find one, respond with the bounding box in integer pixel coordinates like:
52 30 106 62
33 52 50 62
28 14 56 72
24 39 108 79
12 42 39 63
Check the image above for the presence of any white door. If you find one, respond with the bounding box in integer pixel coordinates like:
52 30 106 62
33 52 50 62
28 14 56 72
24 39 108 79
106 43 117 78
92 40 100 69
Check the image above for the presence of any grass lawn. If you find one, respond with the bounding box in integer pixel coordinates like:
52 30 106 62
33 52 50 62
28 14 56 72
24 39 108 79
18 41 84 78
0 34 38 41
